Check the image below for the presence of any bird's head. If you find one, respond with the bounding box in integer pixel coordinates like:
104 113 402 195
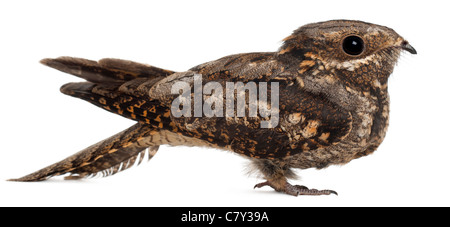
279 20 416 89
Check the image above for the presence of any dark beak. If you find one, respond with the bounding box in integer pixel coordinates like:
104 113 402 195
401 41 417 55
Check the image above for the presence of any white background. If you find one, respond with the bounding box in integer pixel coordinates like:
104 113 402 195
1 0 449 207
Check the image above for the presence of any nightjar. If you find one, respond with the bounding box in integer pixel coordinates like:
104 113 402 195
10 20 416 196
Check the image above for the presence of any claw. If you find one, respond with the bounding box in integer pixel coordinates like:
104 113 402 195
254 181 271 189
254 181 338 196
289 184 338 196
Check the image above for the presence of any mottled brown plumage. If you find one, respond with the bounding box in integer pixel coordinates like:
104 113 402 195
10 20 416 196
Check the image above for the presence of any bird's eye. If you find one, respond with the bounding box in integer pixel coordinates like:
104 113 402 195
342 36 365 56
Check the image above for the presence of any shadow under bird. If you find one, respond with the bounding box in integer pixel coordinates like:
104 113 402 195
10 20 416 196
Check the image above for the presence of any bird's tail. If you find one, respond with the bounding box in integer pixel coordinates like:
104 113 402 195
9 123 160 181
9 57 178 181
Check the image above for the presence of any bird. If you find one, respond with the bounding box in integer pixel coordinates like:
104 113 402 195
9 20 416 196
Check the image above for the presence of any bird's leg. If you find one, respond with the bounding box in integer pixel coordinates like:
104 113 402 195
254 180 337 196
252 159 337 196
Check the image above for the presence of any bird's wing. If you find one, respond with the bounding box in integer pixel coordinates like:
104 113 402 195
39 57 175 127
40 57 175 84
147 52 353 159
9 57 179 181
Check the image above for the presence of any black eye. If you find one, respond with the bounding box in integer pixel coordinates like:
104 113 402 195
342 36 365 56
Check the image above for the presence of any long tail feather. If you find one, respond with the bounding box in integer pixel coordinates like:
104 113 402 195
9 123 159 182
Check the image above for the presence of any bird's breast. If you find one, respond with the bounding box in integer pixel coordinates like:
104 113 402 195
288 86 389 169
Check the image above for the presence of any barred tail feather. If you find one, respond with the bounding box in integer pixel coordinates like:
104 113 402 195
9 124 159 182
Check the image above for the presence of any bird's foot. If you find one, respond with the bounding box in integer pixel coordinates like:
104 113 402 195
254 181 338 196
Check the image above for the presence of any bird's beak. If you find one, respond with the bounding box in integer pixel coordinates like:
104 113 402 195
401 41 417 55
